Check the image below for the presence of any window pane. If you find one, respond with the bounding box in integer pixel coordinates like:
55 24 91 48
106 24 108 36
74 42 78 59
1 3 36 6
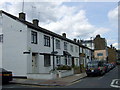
56 39 60 49
0 34 3 43
31 31 37 44
44 35 50 47
97 53 103 56
44 55 51 67
64 42 67 50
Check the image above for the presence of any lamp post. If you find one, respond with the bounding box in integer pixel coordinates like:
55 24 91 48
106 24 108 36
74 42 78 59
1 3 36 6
90 37 93 61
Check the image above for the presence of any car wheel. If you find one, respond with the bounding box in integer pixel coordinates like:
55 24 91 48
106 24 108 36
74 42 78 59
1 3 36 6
87 74 90 77
99 71 103 76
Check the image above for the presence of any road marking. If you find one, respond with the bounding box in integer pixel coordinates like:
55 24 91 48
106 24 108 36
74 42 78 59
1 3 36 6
98 76 104 80
110 79 120 88
116 81 118 84
66 80 81 86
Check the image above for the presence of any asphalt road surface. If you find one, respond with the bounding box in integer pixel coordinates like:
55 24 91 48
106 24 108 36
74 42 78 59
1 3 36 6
64 65 120 88
2 65 120 89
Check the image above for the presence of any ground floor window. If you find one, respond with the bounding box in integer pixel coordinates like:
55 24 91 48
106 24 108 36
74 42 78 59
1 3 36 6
68 56 71 65
0 34 3 43
44 55 51 67
65 56 67 65
76 58 79 66
56 56 61 65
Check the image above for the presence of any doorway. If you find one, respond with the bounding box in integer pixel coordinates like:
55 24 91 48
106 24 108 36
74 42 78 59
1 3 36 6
32 53 38 73
72 57 75 67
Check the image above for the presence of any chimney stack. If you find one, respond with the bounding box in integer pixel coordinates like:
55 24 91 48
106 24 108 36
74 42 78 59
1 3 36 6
110 44 113 48
77 40 80 43
74 39 77 42
33 19 39 26
19 12 26 20
62 33 66 38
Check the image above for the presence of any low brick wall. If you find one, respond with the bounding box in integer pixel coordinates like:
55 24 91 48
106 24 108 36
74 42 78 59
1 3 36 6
57 69 74 78
27 73 57 80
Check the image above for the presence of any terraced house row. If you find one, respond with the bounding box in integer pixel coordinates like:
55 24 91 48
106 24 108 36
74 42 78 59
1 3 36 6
0 10 94 79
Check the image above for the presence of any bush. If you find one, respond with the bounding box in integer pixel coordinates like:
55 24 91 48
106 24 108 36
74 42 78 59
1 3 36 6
57 65 72 70
73 66 80 69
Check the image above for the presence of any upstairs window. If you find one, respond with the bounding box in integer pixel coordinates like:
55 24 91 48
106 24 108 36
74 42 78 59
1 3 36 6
56 39 60 49
44 35 50 47
31 31 37 44
64 42 68 50
70 45 73 52
97 53 103 56
0 34 3 43
75 46 78 53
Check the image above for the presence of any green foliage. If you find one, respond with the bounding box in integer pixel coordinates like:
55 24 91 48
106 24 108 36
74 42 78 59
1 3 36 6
57 65 72 70
73 66 80 69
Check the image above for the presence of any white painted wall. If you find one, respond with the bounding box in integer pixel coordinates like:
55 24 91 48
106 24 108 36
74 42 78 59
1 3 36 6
1 11 93 79
27 28 80 74
54 37 79 66
27 73 57 79
2 14 28 76
27 28 53 74
57 69 74 78
0 14 2 68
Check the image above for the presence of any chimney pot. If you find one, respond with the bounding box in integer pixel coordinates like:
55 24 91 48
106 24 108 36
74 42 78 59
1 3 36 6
19 12 26 20
74 39 77 42
110 44 113 48
62 33 66 38
33 19 39 26
77 40 80 43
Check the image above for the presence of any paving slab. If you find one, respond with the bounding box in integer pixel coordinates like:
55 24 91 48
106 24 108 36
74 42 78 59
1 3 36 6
10 73 87 86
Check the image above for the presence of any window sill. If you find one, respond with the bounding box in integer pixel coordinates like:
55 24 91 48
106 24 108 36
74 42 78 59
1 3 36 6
44 65 51 67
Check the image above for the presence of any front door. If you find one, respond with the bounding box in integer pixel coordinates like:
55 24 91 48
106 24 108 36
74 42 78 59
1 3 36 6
32 53 38 73
72 57 75 67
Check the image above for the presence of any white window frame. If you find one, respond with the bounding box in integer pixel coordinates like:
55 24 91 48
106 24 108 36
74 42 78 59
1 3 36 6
56 56 61 65
70 45 73 52
44 55 51 67
0 34 3 43
64 42 68 50
56 39 61 49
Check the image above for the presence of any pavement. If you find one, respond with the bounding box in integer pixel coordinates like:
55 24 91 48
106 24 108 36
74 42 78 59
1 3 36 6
10 72 87 86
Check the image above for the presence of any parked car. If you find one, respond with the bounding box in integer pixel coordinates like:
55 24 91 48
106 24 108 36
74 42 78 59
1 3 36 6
107 63 114 70
86 61 106 76
116 60 120 65
110 63 114 69
0 68 13 84
103 63 109 73
111 62 116 68
105 63 112 72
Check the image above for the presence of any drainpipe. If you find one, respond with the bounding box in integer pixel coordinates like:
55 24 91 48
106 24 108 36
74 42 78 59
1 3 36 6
79 46 82 73
90 37 93 61
52 36 55 70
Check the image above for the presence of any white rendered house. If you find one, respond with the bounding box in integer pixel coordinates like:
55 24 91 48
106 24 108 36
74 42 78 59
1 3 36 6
0 10 93 79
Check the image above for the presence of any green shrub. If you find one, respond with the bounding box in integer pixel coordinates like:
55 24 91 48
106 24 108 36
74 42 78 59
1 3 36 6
57 65 72 70
74 66 80 69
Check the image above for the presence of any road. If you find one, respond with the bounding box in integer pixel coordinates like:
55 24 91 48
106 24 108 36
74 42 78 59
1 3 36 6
2 65 120 89
64 65 120 88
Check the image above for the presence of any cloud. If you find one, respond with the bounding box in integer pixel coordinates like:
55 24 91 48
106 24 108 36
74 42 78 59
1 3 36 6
0 2 110 41
108 6 118 28
112 43 119 49
40 4 110 40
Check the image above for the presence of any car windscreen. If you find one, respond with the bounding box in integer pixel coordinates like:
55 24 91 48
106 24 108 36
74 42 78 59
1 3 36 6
87 63 98 68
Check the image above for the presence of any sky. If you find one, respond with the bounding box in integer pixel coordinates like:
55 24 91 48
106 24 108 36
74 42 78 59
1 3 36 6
0 0 119 49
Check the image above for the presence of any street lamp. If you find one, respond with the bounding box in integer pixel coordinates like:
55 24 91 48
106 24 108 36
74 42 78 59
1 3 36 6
90 37 93 61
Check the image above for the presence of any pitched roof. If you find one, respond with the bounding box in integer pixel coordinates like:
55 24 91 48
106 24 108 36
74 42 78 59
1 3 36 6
1 10 93 50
